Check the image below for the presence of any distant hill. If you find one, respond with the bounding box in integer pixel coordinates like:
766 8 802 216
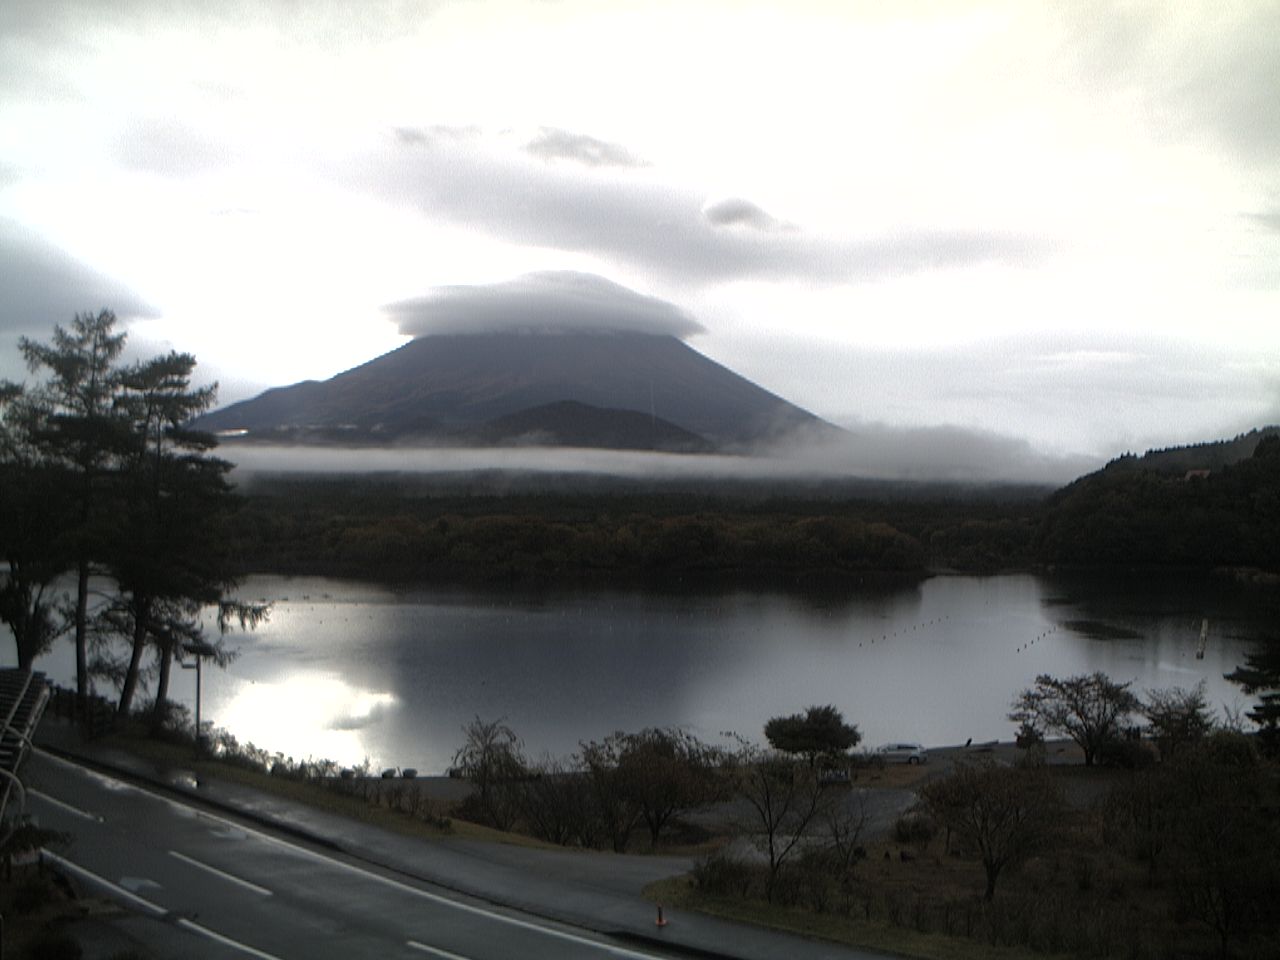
196 331 837 453
1095 427 1280 478
1037 429 1280 570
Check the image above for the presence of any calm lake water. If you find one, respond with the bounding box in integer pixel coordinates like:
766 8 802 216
20 572 1275 774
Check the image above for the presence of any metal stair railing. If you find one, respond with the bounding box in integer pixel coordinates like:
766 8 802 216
0 670 51 824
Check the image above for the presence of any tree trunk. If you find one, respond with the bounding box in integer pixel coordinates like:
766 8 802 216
75 560 90 701
765 859 782 903
645 809 668 847
983 861 1001 901
11 580 51 670
117 598 150 716
15 611 35 671
149 637 174 734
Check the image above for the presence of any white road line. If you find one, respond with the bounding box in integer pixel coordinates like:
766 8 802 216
228 830 666 960
29 788 105 822
35 748 154 796
311 854 666 960
38 750 665 960
407 941 475 960
176 918 286 960
169 849 274 897
41 850 285 960
39 850 166 917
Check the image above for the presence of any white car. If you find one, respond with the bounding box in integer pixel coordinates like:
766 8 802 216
877 742 928 764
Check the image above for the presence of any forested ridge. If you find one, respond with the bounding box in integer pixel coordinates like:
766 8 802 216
1036 431 1280 571
231 481 942 585
229 428 1280 584
229 475 1048 584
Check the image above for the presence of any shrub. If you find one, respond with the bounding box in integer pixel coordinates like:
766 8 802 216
1098 738 1156 770
893 811 937 846
690 851 758 899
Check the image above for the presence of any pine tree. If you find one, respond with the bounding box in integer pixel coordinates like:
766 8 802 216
0 383 68 667
1225 645 1280 757
18 310 130 695
103 351 265 723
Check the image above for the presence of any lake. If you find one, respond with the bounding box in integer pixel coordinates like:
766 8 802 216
20 572 1274 774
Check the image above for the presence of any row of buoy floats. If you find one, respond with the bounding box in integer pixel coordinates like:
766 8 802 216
858 615 951 648
1016 624 1060 653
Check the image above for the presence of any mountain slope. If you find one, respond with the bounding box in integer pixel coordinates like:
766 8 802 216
473 400 714 452
197 331 836 451
1036 430 1280 569
1092 428 1280 477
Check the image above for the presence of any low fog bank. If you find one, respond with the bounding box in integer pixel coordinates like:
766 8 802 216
782 420 1100 486
224 422 1097 490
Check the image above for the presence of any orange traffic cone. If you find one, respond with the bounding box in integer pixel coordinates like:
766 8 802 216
655 905 669 927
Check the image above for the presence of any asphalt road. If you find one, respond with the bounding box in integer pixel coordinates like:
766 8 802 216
26 751 694 960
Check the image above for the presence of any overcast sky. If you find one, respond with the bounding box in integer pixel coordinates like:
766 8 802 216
2 0 1277 478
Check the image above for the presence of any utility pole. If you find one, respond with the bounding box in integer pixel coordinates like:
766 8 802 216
181 641 218 756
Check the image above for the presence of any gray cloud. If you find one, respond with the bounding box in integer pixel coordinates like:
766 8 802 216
1247 211 1280 234
393 124 481 147
703 197 782 231
117 115 232 176
1 1 440 45
525 127 648 168
384 272 706 339
752 331 1280 463
0 219 159 386
0 218 157 338
327 700 392 731
1061 3 1280 172
366 130 1051 286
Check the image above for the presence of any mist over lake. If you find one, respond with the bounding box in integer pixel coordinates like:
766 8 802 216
26 572 1270 774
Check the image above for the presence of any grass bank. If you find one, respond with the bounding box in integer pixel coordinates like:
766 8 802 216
68 723 558 850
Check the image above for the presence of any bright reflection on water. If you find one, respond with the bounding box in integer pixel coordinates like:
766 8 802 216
218 673 397 766
19 573 1273 774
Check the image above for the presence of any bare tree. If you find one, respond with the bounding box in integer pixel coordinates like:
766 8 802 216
516 755 597 847
1162 734 1280 958
1143 681 1215 758
1106 765 1178 882
1009 672 1139 766
618 728 725 846
920 759 1061 900
452 716 526 830
733 745 832 901
822 787 870 875
579 732 643 852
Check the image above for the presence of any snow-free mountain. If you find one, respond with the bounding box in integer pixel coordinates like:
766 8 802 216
195 331 838 453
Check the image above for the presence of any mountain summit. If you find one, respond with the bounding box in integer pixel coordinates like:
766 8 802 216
196 330 837 453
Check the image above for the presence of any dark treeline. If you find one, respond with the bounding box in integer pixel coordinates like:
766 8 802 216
229 430 1280 585
1037 433 1280 570
229 474 1051 585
